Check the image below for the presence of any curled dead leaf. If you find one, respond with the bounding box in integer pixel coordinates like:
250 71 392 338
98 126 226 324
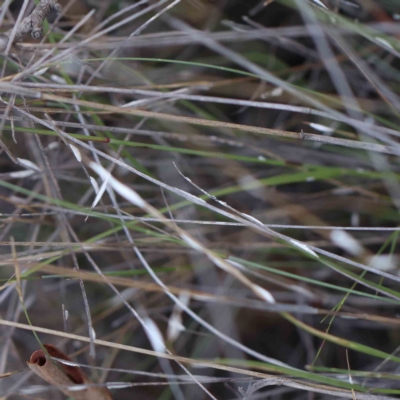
27 344 112 400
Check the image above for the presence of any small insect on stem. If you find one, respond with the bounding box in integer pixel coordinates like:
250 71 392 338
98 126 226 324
0 0 60 53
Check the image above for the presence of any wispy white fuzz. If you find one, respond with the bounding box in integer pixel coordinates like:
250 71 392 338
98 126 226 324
167 292 190 342
16 158 40 171
144 318 166 353
310 0 328 9
253 285 276 304
47 141 59 150
368 255 397 271
330 230 363 256
107 383 134 389
289 239 319 258
50 74 67 84
33 67 49 77
69 144 82 162
271 87 283 97
375 37 394 50
10 170 35 178
310 122 334 133
89 176 100 194
89 161 146 208
91 170 110 210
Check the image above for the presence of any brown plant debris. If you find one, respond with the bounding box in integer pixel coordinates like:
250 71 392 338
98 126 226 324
27 344 113 400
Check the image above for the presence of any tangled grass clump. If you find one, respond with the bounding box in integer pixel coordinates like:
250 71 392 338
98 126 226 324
1 1 400 399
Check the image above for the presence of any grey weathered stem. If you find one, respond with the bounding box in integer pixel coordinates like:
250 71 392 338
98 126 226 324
0 0 59 53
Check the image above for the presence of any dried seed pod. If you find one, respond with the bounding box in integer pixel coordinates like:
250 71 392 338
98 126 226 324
28 344 113 400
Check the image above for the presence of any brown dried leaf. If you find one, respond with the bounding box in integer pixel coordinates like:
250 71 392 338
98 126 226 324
27 344 112 400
